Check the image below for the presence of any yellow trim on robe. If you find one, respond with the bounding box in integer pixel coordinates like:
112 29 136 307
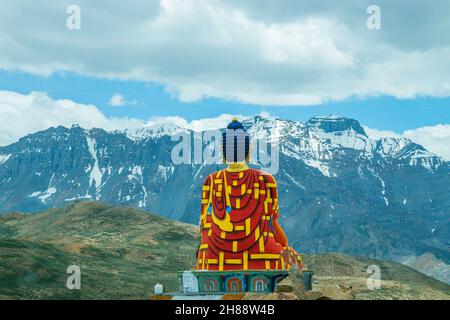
202 186 210 191
220 231 226 239
232 241 238 252
225 259 242 264
243 251 248 270
202 251 206 269
219 252 224 271
208 259 218 264
250 253 280 260
235 225 245 231
265 260 271 270
236 198 240 209
199 243 208 249
259 236 265 252
245 218 251 236
255 226 260 241
208 229 212 236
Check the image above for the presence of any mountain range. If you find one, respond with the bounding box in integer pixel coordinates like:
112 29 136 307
0 115 449 272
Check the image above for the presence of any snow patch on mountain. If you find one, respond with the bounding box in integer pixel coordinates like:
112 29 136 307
376 137 410 157
28 173 58 203
0 154 11 165
28 188 57 203
155 165 175 183
311 126 372 153
304 158 334 177
86 135 102 199
282 170 306 189
408 151 442 171
128 165 143 182
38 187 57 203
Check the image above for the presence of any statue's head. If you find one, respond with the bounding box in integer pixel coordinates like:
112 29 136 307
222 117 250 163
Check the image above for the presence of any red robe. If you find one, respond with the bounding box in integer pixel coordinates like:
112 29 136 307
196 168 302 271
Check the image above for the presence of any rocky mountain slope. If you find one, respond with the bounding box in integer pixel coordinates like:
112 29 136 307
0 202 448 300
402 253 450 285
0 115 448 266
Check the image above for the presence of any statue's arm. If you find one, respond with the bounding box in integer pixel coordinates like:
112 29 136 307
199 174 212 230
265 174 288 247
273 219 288 247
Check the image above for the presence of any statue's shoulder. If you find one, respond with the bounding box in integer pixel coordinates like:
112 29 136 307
253 169 277 185
202 170 222 186
202 172 213 186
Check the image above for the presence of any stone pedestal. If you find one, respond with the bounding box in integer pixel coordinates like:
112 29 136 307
178 270 314 294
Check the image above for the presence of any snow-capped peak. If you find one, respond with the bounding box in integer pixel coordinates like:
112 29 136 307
121 123 190 141
244 116 304 141
304 116 372 153
306 115 367 136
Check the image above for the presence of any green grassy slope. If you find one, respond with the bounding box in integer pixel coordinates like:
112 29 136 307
0 201 199 299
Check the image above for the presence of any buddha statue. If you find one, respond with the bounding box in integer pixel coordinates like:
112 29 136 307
196 118 302 271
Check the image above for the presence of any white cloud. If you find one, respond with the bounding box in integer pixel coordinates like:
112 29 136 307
1 0 450 105
403 125 450 161
0 90 144 146
0 90 255 146
108 93 138 107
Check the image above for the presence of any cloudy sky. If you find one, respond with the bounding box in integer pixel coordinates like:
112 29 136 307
0 0 449 159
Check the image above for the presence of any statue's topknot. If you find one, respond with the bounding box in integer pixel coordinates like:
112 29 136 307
227 117 245 131
222 118 250 163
